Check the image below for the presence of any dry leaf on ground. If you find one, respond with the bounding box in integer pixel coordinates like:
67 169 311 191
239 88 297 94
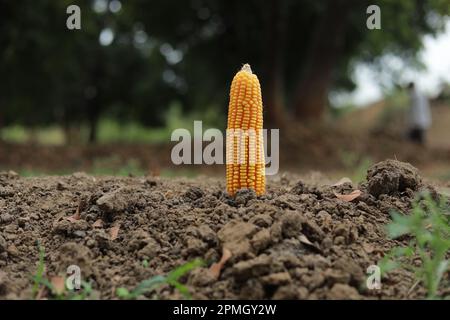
334 190 362 202
209 248 232 279
92 219 103 228
66 211 80 222
110 225 120 240
299 234 314 246
50 276 66 295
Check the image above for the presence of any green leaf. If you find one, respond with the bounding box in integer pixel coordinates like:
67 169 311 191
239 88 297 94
116 287 131 298
166 259 203 282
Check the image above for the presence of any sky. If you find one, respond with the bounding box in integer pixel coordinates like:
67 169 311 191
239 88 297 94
340 19 450 107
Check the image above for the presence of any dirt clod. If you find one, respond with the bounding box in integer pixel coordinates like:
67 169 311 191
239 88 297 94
0 164 436 299
366 160 422 197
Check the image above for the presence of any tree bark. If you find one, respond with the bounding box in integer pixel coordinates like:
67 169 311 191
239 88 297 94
292 0 351 121
262 0 287 129
88 101 100 144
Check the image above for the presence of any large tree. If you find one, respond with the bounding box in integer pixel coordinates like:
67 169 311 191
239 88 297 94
1 0 449 139
133 0 450 125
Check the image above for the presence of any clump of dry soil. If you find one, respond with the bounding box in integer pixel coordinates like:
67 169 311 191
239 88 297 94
0 160 445 299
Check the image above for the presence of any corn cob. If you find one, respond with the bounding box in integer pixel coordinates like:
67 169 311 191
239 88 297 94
226 64 265 196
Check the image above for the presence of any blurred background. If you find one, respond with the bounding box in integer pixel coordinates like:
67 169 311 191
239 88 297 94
1 0 450 182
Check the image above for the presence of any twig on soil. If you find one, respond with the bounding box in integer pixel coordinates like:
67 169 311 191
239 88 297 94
407 279 421 297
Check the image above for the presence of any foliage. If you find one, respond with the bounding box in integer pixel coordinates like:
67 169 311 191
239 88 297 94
32 243 46 299
0 0 449 139
116 259 203 299
379 192 450 299
339 150 372 183
31 243 94 300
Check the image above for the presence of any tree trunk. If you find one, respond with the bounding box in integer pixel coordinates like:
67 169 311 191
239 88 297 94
262 0 287 129
292 0 350 121
88 104 100 144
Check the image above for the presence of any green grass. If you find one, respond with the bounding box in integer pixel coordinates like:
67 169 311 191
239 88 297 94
0 119 172 145
97 119 171 144
31 243 202 300
116 259 204 299
379 192 450 299
339 150 372 183
31 243 93 300
0 103 225 146
32 243 46 299
89 157 147 176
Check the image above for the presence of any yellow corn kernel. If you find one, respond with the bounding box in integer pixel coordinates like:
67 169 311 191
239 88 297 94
226 64 265 196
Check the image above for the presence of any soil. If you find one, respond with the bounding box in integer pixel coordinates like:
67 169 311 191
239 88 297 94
0 160 448 300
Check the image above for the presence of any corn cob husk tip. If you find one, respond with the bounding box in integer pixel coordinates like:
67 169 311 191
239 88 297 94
241 63 252 74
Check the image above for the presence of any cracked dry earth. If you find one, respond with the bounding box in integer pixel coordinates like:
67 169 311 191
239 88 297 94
0 160 445 299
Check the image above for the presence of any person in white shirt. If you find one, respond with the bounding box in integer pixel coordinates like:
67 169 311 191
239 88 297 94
407 82 431 144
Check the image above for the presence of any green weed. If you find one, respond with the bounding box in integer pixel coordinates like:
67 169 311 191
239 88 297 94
31 243 93 300
31 243 46 299
116 259 203 300
379 192 450 299
339 150 372 183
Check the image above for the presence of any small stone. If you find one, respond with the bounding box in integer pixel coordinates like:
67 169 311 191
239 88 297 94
96 191 128 213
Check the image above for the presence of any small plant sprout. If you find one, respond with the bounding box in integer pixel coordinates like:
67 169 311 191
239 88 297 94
379 192 450 299
116 259 203 300
226 64 265 196
32 242 46 299
31 243 93 300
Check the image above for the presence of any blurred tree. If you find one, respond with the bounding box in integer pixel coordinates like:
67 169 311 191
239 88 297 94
0 0 449 140
0 0 172 143
133 0 450 125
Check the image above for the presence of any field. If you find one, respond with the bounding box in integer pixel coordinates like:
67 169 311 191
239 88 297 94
1 102 450 300
0 158 449 299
